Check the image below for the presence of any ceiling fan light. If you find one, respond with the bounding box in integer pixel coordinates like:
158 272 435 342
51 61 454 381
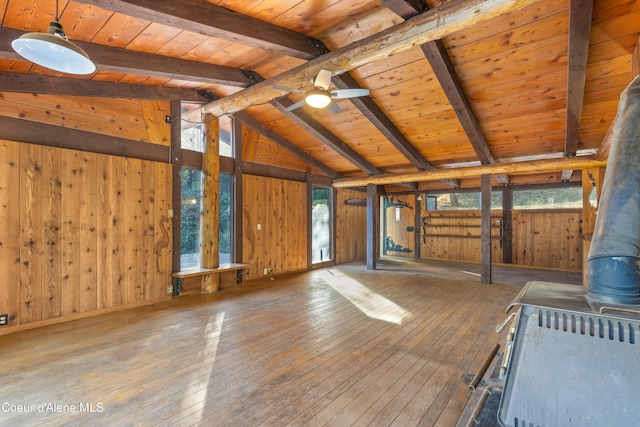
305 89 332 108
11 20 96 75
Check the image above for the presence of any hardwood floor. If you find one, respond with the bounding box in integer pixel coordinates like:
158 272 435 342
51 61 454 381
0 259 579 426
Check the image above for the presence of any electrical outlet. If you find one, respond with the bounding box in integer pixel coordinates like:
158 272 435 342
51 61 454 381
0 314 8 326
263 268 268 275
167 285 173 295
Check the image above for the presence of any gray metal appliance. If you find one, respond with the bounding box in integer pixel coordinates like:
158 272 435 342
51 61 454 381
497 75 640 426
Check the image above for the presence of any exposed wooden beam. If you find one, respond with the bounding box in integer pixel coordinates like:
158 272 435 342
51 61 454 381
0 72 207 101
75 0 328 60
232 111 341 179
564 0 594 157
0 28 258 88
333 73 432 172
200 0 540 116
420 39 508 185
380 0 426 19
0 115 169 163
272 98 382 176
332 157 608 188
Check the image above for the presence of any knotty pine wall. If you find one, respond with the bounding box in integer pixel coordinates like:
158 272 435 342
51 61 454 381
0 139 173 334
242 174 307 280
512 209 582 271
335 189 367 264
420 210 504 264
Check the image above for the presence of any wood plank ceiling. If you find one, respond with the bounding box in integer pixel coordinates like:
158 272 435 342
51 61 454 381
0 0 637 191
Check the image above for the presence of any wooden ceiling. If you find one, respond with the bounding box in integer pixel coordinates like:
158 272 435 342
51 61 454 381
0 0 637 191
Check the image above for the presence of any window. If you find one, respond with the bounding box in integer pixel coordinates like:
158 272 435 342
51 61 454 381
181 103 205 152
312 187 331 263
425 191 502 210
513 187 583 209
219 115 233 157
219 174 233 264
180 168 203 269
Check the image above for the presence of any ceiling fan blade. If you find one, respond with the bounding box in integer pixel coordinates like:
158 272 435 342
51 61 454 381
328 102 342 114
285 99 307 111
270 85 305 94
314 69 332 91
330 88 370 99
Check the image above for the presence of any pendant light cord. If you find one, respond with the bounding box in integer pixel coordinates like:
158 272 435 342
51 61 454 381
55 0 59 21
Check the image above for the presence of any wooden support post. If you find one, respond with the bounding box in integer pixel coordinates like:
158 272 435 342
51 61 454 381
367 184 377 270
414 193 422 260
232 118 243 264
201 114 220 293
481 174 492 284
307 173 313 271
502 186 513 264
170 100 182 274
581 167 605 286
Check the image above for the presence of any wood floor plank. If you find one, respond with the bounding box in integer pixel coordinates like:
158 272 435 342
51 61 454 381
0 259 572 427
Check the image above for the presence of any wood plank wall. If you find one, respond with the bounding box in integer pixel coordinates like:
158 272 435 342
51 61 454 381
420 210 504 264
242 175 307 281
0 139 173 333
408 208 582 271
335 189 368 264
512 209 582 271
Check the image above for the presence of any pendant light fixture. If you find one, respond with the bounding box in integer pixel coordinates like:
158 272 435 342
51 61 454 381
11 0 96 75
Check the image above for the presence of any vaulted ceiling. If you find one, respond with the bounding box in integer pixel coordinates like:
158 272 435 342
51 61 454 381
0 0 637 191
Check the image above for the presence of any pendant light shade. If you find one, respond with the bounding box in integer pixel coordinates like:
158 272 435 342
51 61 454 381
11 19 95 75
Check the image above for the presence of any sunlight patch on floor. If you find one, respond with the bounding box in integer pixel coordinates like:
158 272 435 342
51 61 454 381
319 269 411 325
180 311 225 420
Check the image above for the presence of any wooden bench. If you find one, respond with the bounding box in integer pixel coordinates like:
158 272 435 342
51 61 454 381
171 263 250 295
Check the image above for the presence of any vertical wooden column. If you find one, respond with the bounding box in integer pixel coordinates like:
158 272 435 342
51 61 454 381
414 193 422 260
581 167 604 286
502 186 513 264
306 173 313 271
232 118 243 264
366 184 378 270
201 114 220 293
480 174 492 284
170 100 183 274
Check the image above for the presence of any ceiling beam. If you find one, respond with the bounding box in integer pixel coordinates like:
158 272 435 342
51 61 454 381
0 72 207 101
0 116 169 162
200 0 540 117
564 0 594 157
0 28 259 87
75 0 328 60
379 0 427 19
272 98 381 175
332 72 459 188
232 111 341 179
420 39 508 185
332 157 608 188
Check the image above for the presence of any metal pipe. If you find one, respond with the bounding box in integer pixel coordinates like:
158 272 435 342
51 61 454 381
468 343 500 392
587 76 640 305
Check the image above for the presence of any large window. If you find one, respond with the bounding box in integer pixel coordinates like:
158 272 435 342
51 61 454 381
219 174 233 264
180 104 235 270
312 187 331 263
180 168 203 269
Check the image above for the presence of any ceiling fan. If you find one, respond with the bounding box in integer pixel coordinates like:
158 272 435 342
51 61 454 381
273 69 370 113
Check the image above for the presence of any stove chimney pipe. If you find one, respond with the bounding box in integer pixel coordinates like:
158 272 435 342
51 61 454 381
587 76 640 305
